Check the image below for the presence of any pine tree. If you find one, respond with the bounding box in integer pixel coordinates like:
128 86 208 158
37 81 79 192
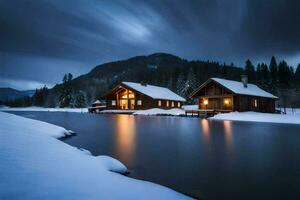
269 56 278 83
74 91 86 108
245 59 255 82
59 73 73 107
295 64 300 83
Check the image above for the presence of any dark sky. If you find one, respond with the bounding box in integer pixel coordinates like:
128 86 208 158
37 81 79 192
1 0 300 90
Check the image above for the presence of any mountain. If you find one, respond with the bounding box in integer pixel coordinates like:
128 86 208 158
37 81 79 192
0 88 35 101
45 53 244 106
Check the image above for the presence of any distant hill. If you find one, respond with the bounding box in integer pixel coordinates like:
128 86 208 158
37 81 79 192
45 53 244 106
0 88 35 101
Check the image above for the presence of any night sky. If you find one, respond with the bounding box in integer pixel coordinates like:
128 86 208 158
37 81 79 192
1 0 300 90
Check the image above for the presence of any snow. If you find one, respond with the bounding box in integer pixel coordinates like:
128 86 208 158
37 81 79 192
209 78 278 98
122 82 186 102
133 108 185 116
0 111 190 199
0 111 72 138
211 111 300 124
0 106 88 113
182 105 198 111
93 100 101 104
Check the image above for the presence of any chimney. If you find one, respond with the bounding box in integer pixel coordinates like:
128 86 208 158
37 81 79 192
140 81 147 86
241 75 248 88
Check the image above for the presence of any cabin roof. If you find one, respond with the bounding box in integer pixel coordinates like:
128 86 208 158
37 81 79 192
192 78 278 99
122 82 186 102
93 100 101 104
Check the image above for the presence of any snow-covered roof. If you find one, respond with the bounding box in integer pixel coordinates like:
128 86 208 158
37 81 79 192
93 100 101 104
122 82 186 102
210 78 278 98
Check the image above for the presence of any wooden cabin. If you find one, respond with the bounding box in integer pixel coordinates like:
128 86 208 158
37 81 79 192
102 82 186 110
190 76 278 113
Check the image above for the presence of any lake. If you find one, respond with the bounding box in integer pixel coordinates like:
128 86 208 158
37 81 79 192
8 111 300 200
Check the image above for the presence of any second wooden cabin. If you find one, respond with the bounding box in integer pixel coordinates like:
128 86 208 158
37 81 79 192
190 76 278 113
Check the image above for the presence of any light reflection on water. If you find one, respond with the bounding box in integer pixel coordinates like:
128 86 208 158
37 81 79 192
9 111 300 200
114 115 136 163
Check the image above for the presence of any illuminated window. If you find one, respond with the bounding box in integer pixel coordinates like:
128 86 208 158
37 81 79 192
112 100 116 106
120 90 135 99
254 99 257 107
224 99 230 105
171 101 174 107
177 102 181 107
166 101 169 107
203 99 208 105
128 91 135 98
158 100 162 106
137 100 142 105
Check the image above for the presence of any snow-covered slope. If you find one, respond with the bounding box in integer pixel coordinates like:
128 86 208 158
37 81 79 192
211 111 300 124
0 111 190 200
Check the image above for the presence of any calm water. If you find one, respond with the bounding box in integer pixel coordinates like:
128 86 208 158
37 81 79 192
9 111 300 200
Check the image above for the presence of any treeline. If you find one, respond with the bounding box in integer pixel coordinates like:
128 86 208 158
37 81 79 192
1 73 87 108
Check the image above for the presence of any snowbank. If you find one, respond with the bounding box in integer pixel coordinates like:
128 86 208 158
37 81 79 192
0 111 190 199
0 106 88 113
182 105 198 111
0 111 72 138
133 108 185 116
211 111 300 125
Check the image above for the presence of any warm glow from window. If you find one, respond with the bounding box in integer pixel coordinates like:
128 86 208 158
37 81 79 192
203 99 208 105
171 101 174 107
137 100 142 105
254 99 257 107
112 100 116 106
224 99 230 105
158 100 162 106
177 102 181 107
166 101 169 107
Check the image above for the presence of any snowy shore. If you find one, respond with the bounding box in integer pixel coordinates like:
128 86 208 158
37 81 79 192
0 111 190 199
0 106 88 113
211 111 300 125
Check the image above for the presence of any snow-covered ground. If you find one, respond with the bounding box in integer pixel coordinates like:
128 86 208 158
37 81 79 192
211 111 300 125
0 106 88 113
182 105 198 111
133 108 185 116
0 111 190 199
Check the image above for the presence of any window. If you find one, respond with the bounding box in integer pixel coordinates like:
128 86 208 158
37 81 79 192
224 99 230 105
254 99 258 108
171 101 174 107
158 100 162 106
166 101 169 107
177 102 181 107
137 100 142 105
112 100 116 106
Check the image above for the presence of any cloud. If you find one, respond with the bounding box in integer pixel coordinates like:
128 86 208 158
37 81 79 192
0 0 300 89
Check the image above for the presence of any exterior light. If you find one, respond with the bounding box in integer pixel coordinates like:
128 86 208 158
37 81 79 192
203 99 208 105
224 99 229 105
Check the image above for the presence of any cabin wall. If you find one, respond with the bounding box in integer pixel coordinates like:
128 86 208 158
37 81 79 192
234 95 275 113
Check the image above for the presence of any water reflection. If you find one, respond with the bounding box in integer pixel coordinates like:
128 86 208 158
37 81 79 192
114 115 136 163
223 120 233 149
201 119 210 142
